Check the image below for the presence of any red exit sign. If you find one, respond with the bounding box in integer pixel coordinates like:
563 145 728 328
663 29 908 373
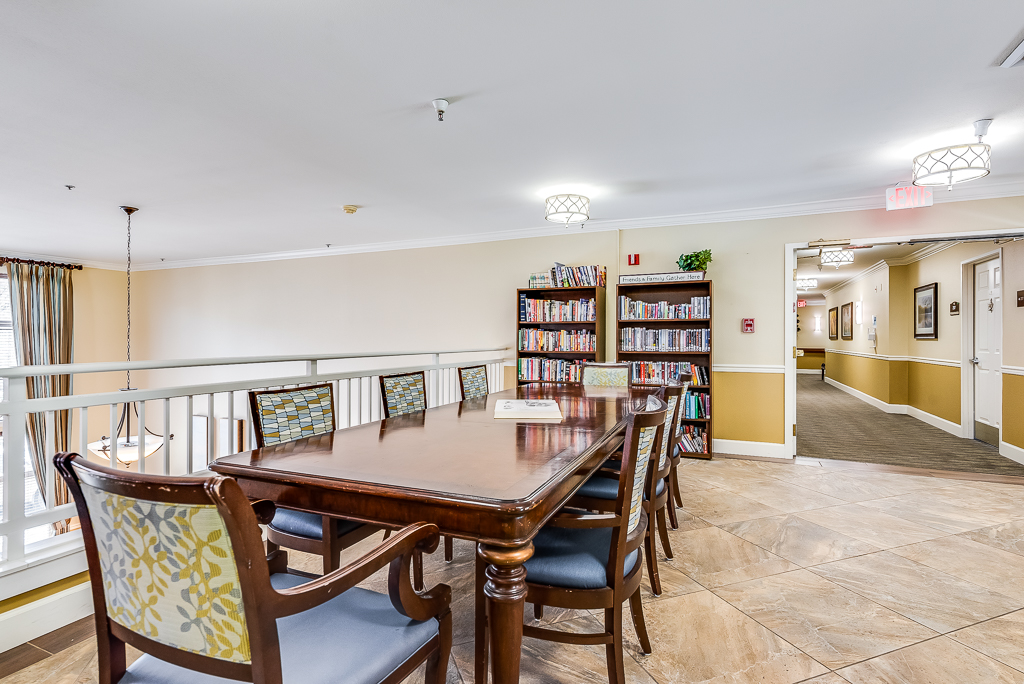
886 185 933 211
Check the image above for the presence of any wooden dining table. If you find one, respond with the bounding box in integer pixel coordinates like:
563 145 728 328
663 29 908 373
211 383 650 684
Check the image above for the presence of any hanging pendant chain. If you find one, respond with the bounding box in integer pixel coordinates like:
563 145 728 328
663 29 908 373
126 212 132 389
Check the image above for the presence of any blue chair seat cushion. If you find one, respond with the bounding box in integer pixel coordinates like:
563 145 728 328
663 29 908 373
524 526 638 590
577 475 664 501
269 508 365 540
118 573 439 684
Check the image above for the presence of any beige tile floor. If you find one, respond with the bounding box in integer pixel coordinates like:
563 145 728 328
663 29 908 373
5 456 1024 684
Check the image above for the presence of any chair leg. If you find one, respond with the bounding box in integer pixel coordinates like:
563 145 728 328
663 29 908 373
604 604 626 684
645 529 662 596
666 491 679 530
657 506 674 560
444 535 454 563
323 518 340 574
533 603 544 620
628 587 652 655
671 465 683 508
413 549 424 592
425 608 453 684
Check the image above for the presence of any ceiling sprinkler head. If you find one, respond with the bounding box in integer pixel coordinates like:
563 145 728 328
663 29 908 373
432 99 449 121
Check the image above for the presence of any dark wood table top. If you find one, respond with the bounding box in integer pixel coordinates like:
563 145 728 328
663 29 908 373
212 384 648 543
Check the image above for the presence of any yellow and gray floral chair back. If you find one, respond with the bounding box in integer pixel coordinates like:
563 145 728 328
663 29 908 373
381 371 427 417
458 366 489 399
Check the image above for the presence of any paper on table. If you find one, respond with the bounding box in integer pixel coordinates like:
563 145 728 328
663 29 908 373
493 399 563 420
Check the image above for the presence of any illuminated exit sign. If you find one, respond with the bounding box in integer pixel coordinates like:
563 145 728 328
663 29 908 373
886 185 933 211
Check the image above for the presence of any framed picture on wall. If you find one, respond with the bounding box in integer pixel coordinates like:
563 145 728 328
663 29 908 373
828 307 839 340
841 302 854 340
914 282 938 340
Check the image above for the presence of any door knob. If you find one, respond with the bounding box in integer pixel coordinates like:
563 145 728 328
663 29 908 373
970 357 980 365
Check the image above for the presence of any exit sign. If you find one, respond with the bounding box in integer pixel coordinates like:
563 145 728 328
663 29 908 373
886 185 933 211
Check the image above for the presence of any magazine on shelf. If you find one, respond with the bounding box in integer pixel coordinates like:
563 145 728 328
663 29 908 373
494 399 564 421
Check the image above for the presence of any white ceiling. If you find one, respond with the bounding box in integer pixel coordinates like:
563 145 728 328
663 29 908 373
796 243 927 298
3 2 1024 267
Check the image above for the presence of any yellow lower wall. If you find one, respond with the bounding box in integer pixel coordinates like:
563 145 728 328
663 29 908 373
1003 374 1024 449
907 361 960 424
797 351 825 371
712 372 785 444
825 352 891 403
0 572 90 616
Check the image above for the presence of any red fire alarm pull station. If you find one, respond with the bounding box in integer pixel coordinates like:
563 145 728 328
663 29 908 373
627 254 640 266
742 318 755 333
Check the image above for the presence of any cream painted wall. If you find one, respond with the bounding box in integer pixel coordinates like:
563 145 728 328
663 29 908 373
1000 240 1024 368
796 303 828 348
825 264 889 356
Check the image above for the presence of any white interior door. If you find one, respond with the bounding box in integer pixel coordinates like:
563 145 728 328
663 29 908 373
973 257 1002 446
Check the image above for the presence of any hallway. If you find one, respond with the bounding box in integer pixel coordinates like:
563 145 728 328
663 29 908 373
797 374 1024 476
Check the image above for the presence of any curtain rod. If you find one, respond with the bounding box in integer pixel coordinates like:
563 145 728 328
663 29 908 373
0 256 83 271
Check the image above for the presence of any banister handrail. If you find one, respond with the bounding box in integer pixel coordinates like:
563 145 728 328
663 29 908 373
0 347 512 378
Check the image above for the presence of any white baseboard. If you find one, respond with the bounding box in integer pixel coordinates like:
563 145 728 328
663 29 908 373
1000 440 1024 466
713 438 791 459
824 377 907 414
906 406 963 437
824 377 964 437
0 583 93 653
797 369 822 375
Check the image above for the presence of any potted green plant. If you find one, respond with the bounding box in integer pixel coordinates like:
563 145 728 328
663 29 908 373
676 249 712 277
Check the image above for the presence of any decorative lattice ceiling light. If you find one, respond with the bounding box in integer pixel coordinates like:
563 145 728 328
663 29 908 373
796 278 818 290
545 194 590 227
912 119 992 191
819 249 855 269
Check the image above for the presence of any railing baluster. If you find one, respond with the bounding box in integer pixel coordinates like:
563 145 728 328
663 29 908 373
206 394 215 465
79 406 89 457
44 411 55 510
186 395 194 473
4 376 28 562
354 377 362 425
370 376 380 422
227 391 235 455
162 398 171 475
137 400 146 474
109 403 118 468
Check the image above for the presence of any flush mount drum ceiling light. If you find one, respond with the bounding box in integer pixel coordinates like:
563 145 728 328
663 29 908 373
819 249 855 269
796 278 818 290
912 119 992 191
545 194 590 227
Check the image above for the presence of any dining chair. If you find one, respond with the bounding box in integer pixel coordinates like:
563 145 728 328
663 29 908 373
457 365 489 399
379 371 454 567
55 452 452 684
668 377 694 518
249 384 384 575
580 362 630 387
522 395 668 684
571 384 681 596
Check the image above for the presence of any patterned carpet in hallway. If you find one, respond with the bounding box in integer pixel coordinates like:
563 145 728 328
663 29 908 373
796 374 1024 476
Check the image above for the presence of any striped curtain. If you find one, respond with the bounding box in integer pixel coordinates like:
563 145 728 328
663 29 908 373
6 263 74 531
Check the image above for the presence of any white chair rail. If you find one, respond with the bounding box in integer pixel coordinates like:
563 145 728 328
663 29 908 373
0 348 508 596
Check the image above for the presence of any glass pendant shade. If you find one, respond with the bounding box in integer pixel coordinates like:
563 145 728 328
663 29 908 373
87 434 163 465
912 143 991 188
545 194 590 224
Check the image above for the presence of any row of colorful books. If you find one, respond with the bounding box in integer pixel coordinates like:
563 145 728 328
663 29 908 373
691 365 710 385
682 391 710 419
677 425 709 454
528 263 607 289
518 329 597 352
520 295 596 322
629 361 695 385
517 358 582 383
620 328 711 352
618 296 711 320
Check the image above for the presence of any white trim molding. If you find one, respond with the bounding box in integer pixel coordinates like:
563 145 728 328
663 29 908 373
712 364 786 374
1000 440 1024 466
1002 365 1024 377
0 583 93 653
713 439 792 460
824 377 963 437
824 349 961 368
797 368 822 374
907 406 963 437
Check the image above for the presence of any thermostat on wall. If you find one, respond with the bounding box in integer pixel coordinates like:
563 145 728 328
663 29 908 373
950 301 960 315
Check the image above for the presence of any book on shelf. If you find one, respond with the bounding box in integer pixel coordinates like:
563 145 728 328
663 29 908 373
518 329 597 352
620 328 710 352
548 263 607 288
630 361 694 385
518 358 582 383
682 390 710 419
519 295 596 322
677 425 709 454
494 399 563 420
690 365 709 385
618 295 711 320
528 271 554 288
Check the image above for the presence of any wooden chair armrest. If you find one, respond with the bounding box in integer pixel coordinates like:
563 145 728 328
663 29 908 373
271 522 447 620
388 533 453 622
545 509 620 529
249 499 276 525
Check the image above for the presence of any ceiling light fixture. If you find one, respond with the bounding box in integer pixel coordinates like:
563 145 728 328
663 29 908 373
912 119 992 191
819 249 855 269
432 99 449 121
544 194 590 227
343 205 358 214
796 278 818 290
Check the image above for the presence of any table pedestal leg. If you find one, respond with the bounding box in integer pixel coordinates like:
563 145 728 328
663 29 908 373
479 542 533 684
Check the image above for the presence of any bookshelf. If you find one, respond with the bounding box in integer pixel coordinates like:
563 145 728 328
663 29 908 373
517 286 606 385
616 279 713 459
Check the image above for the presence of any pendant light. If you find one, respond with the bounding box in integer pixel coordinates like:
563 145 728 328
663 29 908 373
87 206 166 466
912 120 992 191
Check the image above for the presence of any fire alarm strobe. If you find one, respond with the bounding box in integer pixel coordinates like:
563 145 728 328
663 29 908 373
742 318 755 333
627 254 640 266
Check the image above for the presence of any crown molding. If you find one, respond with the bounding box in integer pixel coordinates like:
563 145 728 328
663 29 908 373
822 259 890 297
17 179 1024 272
884 241 959 266
0 248 122 271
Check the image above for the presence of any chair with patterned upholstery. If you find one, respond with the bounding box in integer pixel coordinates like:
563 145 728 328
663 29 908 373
581 362 630 387
523 395 668 684
457 365 489 400
55 452 452 684
668 377 695 517
379 371 453 566
569 383 680 596
249 384 384 575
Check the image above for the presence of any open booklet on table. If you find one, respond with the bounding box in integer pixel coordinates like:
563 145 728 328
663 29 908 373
493 399 564 421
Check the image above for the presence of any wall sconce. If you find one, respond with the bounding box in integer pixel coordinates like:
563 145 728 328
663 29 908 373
814 315 821 332
855 301 863 325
